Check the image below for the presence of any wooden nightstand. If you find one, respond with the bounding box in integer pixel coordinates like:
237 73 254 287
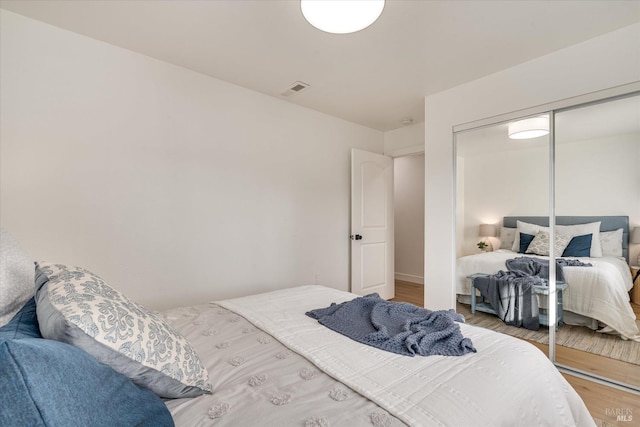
631 266 640 305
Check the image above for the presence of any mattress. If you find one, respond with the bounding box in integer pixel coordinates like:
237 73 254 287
163 285 595 426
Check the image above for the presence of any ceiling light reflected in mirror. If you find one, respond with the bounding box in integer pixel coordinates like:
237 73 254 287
508 116 550 139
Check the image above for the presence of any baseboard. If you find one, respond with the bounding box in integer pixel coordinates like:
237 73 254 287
395 273 424 284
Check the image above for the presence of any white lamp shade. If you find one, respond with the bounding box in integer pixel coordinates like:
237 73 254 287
301 0 385 34
508 116 549 139
479 224 497 237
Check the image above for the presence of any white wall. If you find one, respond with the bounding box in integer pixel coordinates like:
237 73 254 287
556 134 639 217
384 122 424 156
458 141 549 255
557 133 640 264
385 122 425 285
457 133 639 256
0 11 383 310
424 23 640 310
394 154 425 283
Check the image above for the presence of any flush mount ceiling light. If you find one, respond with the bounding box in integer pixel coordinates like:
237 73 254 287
301 0 385 34
508 116 550 140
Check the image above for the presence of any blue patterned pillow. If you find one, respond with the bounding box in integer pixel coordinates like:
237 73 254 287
0 337 174 426
35 262 212 399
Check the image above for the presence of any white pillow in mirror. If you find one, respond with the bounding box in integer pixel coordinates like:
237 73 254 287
525 230 572 257
511 221 548 252
599 228 623 257
499 227 516 250
556 222 602 258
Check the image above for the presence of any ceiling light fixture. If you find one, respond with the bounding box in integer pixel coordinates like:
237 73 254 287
508 116 550 140
301 0 385 34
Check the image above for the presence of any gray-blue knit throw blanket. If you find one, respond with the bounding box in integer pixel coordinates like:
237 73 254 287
306 293 476 357
506 256 592 283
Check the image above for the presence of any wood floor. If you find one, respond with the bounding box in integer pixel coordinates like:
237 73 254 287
392 280 640 426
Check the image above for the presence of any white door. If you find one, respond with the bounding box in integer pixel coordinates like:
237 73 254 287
351 149 394 299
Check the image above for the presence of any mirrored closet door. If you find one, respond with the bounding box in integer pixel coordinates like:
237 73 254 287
454 91 640 392
554 94 640 389
454 116 552 338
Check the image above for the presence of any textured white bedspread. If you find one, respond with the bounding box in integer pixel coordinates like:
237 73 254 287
163 300 405 426
456 250 639 340
219 285 595 427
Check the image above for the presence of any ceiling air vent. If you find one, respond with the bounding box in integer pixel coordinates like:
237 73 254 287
281 81 311 97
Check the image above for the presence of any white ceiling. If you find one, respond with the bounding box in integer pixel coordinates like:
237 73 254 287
1 0 639 132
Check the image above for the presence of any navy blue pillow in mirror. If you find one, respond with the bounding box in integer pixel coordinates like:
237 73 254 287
562 234 592 258
518 233 536 253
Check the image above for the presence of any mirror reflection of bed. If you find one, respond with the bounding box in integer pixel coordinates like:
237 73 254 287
456 217 639 383
454 94 640 390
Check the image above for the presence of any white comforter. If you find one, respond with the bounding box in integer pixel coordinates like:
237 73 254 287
217 285 594 427
163 300 406 427
456 250 639 340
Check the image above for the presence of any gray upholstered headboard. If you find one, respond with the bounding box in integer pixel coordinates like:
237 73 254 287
503 216 629 262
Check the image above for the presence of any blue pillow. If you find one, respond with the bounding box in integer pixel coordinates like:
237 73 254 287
518 233 536 253
562 234 592 257
0 338 174 426
0 298 41 340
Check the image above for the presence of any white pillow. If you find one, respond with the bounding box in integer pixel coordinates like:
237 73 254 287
0 229 35 327
499 227 516 250
556 222 602 258
599 228 623 257
511 221 548 252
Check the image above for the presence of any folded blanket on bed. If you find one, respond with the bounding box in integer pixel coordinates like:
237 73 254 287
306 293 476 357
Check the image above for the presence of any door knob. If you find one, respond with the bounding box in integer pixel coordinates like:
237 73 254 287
350 234 363 240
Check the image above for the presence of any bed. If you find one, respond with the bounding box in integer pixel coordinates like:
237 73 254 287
1 229 596 426
456 216 639 340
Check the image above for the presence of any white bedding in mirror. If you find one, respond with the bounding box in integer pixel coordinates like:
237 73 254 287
456 250 640 341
